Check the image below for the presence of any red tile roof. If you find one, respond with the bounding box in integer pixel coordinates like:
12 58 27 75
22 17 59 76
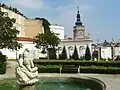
17 37 34 42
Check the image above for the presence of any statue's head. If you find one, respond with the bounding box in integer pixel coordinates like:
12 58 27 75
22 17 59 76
22 48 31 58
25 48 30 52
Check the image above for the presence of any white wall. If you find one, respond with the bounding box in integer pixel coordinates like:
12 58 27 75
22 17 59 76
58 40 92 59
50 24 64 40
0 40 92 60
101 47 112 59
114 47 120 56
0 41 38 59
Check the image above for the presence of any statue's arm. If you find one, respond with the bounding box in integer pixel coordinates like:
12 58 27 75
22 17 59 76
25 65 38 72
18 58 24 68
30 60 34 67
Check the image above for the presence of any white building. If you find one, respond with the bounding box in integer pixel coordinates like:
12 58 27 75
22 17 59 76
50 24 64 40
101 47 112 59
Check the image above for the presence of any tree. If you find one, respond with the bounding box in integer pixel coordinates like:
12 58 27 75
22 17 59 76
35 17 50 33
34 18 60 59
48 48 56 59
59 46 67 60
85 45 91 60
0 9 22 50
72 45 79 60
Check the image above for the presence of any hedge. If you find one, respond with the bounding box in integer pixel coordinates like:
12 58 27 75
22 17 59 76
37 65 60 73
34 60 120 67
80 66 120 74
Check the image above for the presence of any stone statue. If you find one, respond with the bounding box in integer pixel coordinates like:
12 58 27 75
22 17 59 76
15 48 38 85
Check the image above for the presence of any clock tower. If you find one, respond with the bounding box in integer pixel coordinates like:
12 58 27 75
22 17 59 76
73 7 85 41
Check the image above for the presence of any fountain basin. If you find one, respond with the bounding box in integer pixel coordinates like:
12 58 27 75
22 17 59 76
0 76 106 90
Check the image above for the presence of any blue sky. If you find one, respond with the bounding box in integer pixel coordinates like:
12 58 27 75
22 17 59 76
3 0 120 42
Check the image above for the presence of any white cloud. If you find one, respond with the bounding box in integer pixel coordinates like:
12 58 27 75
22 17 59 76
5 0 44 9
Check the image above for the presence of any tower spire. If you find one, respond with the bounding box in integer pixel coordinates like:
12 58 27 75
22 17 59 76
77 7 79 14
75 6 82 26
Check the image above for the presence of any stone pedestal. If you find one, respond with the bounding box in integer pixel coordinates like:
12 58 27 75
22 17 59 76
19 84 35 90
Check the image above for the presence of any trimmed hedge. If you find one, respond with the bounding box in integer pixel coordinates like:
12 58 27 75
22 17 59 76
80 66 120 74
37 65 120 74
34 60 120 67
37 65 60 73
34 60 120 74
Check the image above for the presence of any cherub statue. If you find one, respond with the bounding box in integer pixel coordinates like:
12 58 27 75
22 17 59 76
15 48 38 85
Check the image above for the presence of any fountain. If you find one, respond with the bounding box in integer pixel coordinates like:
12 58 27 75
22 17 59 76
0 48 106 90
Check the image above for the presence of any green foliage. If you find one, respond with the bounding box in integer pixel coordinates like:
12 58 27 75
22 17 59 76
34 60 120 67
37 65 60 73
72 45 79 60
35 17 50 33
85 45 91 60
1 3 26 18
0 53 7 74
34 18 60 59
48 48 56 59
59 46 67 60
80 66 120 74
35 62 120 74
0 10 22 50
34 60 120 73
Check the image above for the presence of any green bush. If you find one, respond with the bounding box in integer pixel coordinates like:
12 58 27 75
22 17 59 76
85 45 91 60
59 46 67 60
0 54 7 74
34 60 120 74
80 66 120 74
72 45 79 60
34 60 120 67
36 64 120 74
37 65 60 73
49 48 57 59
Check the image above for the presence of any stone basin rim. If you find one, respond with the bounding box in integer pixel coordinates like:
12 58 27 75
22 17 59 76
0 75 106 90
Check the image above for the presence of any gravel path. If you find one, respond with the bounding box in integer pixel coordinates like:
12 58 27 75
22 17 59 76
0 61 120 90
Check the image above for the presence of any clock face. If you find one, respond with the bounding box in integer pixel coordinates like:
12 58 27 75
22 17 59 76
76 31 84 38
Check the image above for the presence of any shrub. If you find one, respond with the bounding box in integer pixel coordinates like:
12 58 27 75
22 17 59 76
37 65 60 73
85 45 91 60
49 48 57 59
34 60 120 67
72 45 79 60
59 46 67 60
0 54 7 74
80 66 120 74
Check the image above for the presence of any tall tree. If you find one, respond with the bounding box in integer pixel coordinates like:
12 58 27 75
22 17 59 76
85 45 91 60
59 46 67 60
0 9 22 50
34 18 60 59
72 45 79 60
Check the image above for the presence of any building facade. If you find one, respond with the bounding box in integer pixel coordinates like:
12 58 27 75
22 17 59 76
73 7 91 41
50 24 64 40
24 19 44 38
57 8 92 59
0 4 25 37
